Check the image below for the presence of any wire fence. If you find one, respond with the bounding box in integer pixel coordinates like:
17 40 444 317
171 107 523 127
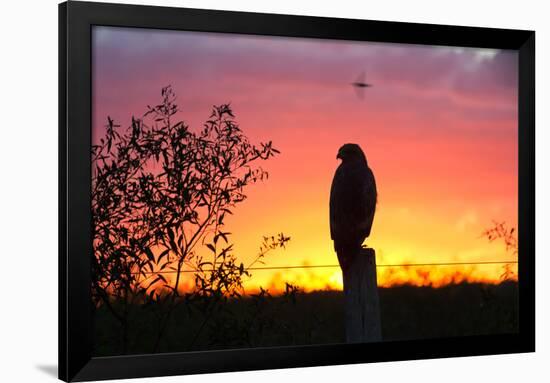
131 260 518 275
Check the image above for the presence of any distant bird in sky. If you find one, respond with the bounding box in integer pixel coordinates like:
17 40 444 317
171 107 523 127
329 143 377 272
351 71 372 99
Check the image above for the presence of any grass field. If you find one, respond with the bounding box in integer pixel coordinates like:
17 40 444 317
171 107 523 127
94 281 519 356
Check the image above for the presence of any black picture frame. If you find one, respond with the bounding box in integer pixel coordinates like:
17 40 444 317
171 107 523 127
59 1 535 381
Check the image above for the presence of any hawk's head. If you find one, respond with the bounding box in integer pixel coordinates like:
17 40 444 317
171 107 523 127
336 143 367 164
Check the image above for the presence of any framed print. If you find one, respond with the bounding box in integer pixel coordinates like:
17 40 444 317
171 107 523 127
59 1 535 381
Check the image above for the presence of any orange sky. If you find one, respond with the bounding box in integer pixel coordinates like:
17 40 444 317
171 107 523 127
92 27 518 292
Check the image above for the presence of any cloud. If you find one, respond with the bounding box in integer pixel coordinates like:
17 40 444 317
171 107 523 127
92 26 518 149
92 27 517 108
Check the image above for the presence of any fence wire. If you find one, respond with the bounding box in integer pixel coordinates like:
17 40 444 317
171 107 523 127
129 260 518 275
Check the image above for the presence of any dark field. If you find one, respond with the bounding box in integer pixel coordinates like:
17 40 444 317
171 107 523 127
94 281 519 356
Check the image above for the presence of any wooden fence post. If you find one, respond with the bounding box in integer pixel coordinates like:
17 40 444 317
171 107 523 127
343 247 382 343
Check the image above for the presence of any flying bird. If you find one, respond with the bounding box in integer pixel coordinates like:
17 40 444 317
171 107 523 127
351 71 372 99
329 143 377 272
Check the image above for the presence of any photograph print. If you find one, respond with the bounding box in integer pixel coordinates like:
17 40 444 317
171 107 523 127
91 26 519 356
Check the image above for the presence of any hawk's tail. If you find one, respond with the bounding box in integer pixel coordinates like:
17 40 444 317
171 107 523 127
336 243 361 273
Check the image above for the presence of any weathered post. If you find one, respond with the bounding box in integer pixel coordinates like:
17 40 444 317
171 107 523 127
343 247 382 343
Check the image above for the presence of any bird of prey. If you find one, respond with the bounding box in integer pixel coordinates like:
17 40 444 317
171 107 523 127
329 143 377 272
351 71 372 99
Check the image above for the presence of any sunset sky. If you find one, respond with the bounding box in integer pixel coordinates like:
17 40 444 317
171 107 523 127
92 26 518 292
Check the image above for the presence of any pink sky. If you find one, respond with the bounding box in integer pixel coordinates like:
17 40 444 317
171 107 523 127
92 26 518 290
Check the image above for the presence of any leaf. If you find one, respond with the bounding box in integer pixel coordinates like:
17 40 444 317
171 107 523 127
168 229 178 251
144 248 155 262
157 274 167 283
219 231 230 243
146 277 163 290
158 249 170 263
159 261 170 271
206 243 216 253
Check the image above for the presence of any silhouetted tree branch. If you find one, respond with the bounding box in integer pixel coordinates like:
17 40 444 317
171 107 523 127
482 221 518 281
91 86 287 353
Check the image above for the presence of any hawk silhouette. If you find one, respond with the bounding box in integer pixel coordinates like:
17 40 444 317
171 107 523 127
329 143 377 272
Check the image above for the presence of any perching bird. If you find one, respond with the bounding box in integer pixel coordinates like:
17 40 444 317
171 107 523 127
329 143 377 272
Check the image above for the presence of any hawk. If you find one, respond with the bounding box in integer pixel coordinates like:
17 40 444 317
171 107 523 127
329 143 377 272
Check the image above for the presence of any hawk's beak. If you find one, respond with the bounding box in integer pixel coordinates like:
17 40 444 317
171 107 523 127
336 152 342 160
